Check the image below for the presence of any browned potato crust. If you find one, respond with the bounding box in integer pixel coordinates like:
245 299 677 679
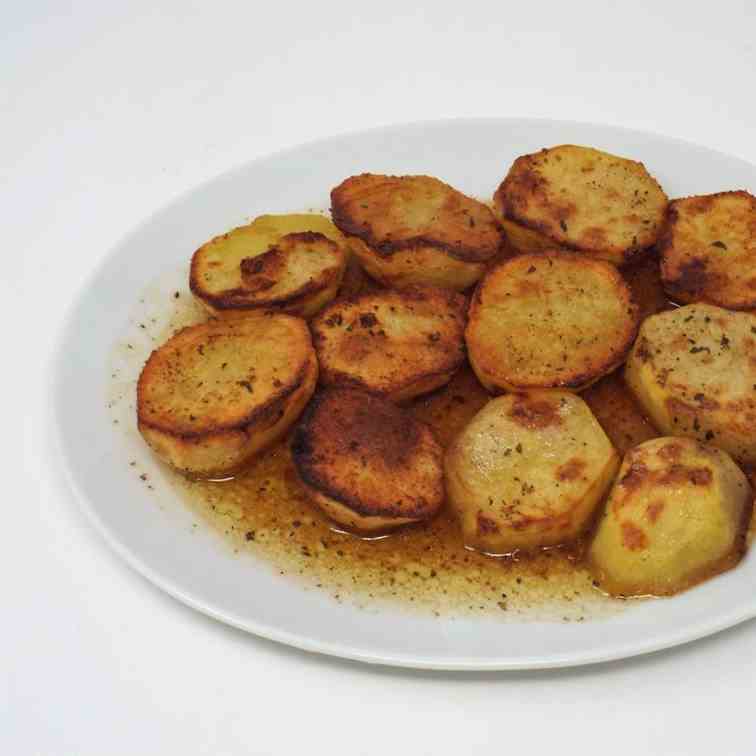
190 214 348 319
330 173 504 290
137 314 317 477
493 145 668 265
291 387 444 533
660 191 756 310
466 250 639 392
311 285 467 403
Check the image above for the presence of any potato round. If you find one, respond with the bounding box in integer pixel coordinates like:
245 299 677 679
311 285 467 403
466 250 639 392
589 437 751 596
330 173 504 291
291 387 444 533
625 303 756 464
190 214 348 318
493 145 668 265
445 391 619 554
137 314 317 477
660 191 756 310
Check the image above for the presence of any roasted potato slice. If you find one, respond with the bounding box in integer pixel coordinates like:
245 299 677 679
190 214 348 318
330 173 504 290
466 250 639 392
493 145 668 265
445 391 619 554
137 314 317 477
625 304 756 464
311 285 466 403
589 437 751 596
660 191 756 310
291 387 444 533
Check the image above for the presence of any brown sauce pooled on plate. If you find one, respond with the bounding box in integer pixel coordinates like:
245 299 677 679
179 365 609 618
164 252 691 619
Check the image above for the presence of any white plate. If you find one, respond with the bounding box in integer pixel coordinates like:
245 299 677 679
53 118 756 670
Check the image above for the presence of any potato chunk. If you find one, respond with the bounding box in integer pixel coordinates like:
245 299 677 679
493 145 668 266
291 388 444 533
330 173 504 290
466 250 639 392
625 304 756 463
137 314 317 477
660 191 756 310
190 214 348 318
445 391 619 554
589 437 751 596
311 285 466 403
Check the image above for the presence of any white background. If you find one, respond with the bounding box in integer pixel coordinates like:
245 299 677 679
6 1 756 753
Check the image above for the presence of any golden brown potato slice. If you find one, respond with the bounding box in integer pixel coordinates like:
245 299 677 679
660 191 756 310
625 304 756 464
466 250 639 392
445 391 619 554
137 314 317 477
493 145 668 265
291 387 444 533
190 214 348 318
330 173 504 290
311 286 466 403
589 437 751 596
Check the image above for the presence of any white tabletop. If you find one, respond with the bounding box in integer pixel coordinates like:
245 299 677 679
7 1 756 753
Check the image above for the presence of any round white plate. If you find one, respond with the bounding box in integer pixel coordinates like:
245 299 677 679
53 118 756 670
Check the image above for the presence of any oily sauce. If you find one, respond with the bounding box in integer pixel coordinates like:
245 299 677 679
163 252 684 619
178 365 611 618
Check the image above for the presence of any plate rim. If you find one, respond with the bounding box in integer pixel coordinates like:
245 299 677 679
50 116 756 671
